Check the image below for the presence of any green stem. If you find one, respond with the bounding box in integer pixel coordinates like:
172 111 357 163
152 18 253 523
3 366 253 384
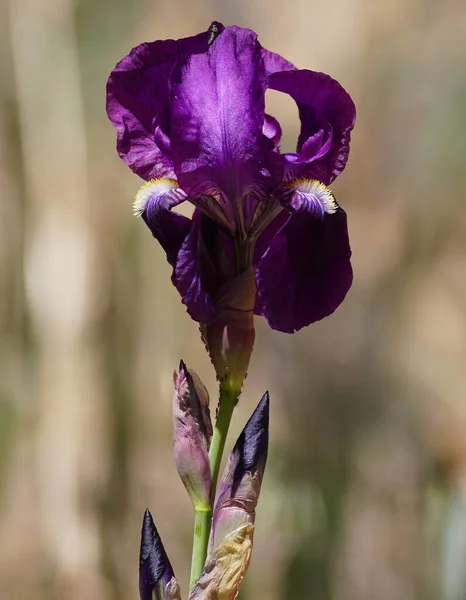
189 386 237 591
189 508 212 591
208 387 237 503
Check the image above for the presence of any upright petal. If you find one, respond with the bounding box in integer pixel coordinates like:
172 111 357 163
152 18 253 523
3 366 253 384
261 47 296 75
106 27 215 180
140 509 181 600
170 26 278 221
255 194 352 333
269 69 356 184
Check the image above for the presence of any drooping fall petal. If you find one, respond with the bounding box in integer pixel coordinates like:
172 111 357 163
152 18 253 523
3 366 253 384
256 195 352 333
136 179 189 267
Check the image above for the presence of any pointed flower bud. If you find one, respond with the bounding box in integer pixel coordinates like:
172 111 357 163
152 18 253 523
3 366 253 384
211 391 269 549
140 509 181 600
204 267 256 395
173 361 212 510
189 393 269 600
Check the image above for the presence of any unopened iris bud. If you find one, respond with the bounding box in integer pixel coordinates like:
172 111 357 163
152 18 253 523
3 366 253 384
204 267 256 395
211 391 269 547
140 509 181 600
189 392 269 600
173 361 212 510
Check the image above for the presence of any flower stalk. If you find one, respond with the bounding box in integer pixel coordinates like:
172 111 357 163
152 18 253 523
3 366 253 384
189 507 212 591
189 383 239 590
209 386 239 503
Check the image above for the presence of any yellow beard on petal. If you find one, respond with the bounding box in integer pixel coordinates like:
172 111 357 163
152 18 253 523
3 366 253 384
133 178 179 216
286 178 338 214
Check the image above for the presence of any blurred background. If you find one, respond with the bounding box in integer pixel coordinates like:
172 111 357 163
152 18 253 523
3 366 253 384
1 0 466 598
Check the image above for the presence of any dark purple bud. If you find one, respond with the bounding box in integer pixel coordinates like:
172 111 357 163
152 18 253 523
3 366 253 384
229 390 269 491
139 509 181 600
173 362 212 509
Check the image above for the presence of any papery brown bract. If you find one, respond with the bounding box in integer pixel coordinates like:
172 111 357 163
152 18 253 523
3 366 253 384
189 524 254 600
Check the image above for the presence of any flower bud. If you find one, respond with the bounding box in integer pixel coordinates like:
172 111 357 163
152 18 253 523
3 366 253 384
173 361 212 510
139 509 181 600
204 267 256 395
189 392 269 599
211 391 269 548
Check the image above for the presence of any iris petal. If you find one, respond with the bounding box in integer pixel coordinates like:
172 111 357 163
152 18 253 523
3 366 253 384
269 69 356 184
283 179 338 215
261 47 296 75
106 27 216 180
143 190 215 323
173 213 215 323
134 178 187 217
140 180 190 267
255 201 352 333
170 27 280 220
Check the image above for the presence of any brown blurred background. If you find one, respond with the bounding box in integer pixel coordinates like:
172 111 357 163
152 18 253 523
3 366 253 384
1 0 466 598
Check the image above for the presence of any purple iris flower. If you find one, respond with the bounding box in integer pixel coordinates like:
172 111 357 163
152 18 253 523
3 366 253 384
106 22 356 333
